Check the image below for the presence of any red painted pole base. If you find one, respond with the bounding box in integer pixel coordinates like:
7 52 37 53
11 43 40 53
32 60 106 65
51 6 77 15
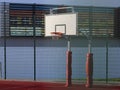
86 53 93 88
65 51 72 87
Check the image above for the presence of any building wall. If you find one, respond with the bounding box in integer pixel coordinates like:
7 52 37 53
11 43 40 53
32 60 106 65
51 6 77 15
0 3 115 37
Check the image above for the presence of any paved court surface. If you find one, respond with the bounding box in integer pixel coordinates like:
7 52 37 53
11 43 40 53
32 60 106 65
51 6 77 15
0 80 119 90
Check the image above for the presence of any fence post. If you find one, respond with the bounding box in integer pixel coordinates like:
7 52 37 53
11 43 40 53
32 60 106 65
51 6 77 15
33 4 36 81
106 28 109 84
3 2 7 80
0 62 2 78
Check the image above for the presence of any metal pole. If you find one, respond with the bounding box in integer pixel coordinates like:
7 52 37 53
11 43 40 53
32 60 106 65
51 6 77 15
88 7 93 53
106 22 109 84
106 33 108 83
67 36 71 51
105 9 109 84
88 39 91 53
0 62 2 78
4 2 7 80
33 4 36 81
86 7 93 88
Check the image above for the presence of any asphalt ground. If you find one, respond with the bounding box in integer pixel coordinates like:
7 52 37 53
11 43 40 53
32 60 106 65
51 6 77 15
0 80 119 90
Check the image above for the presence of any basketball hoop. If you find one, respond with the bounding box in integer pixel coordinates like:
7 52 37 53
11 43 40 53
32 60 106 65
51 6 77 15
51 32 63 40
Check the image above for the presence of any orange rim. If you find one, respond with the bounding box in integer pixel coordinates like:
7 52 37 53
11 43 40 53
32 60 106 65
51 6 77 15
51 32 63 37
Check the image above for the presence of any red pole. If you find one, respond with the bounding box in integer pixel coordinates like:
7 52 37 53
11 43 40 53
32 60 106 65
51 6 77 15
65 51 72 87
86 53 93 88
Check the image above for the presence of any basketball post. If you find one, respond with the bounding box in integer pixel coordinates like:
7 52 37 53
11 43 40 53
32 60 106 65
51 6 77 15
65 36 72 87
50 33 72 87
86 38 93 88
85 8 93 88
80 29 93 88
45 7 77 87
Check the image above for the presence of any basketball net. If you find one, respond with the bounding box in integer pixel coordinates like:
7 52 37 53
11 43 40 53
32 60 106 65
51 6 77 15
51 32 63 40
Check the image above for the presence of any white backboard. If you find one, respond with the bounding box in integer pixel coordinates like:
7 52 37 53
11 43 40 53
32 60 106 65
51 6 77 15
45 13 78 37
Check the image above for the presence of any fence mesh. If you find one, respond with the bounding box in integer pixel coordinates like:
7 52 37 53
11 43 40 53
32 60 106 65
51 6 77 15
0 2 120 85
